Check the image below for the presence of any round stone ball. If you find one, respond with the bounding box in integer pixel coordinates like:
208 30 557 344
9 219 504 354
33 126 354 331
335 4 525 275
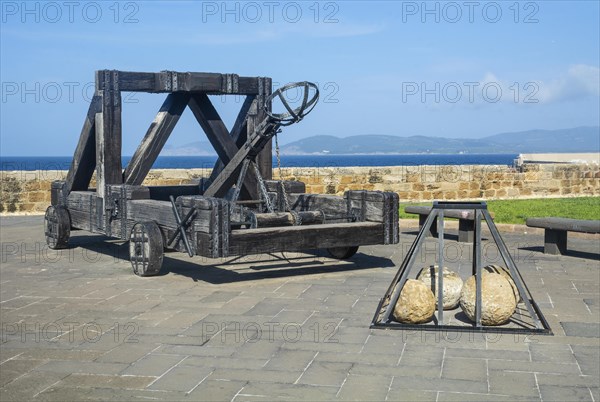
460 272 517 326
484 264 521 302
417 265 463 310
393 279 436 324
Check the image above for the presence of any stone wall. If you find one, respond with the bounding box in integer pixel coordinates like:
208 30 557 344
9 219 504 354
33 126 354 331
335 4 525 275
1 164 598 214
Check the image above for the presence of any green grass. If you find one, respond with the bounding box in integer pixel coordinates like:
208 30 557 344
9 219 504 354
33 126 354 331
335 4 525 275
399 197 600 225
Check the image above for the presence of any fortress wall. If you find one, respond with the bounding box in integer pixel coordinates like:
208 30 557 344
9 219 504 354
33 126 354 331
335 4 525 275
1 164 598 214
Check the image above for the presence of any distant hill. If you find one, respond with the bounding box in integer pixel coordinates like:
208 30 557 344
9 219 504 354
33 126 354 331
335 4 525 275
482 127 599 153
161 126 600 155
162 140 216 156
280 126 600 155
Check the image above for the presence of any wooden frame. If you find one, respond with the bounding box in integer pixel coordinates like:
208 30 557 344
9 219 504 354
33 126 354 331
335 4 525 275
48 70 400 275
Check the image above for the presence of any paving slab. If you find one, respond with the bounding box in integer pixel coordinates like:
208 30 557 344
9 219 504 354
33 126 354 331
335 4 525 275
1 215 599 401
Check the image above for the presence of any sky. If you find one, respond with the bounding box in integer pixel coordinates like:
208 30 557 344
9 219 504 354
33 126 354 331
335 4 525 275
1 0 599 156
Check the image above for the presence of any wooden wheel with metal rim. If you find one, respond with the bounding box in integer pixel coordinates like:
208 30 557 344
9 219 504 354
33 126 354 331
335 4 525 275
327 246 359 259
129 221 164 277
44 206 70 249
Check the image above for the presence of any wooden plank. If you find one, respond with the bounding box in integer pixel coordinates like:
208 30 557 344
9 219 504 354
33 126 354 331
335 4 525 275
249 211 324 228
176 195 222 210
405 206 495 221
148 185 200 201
128 200 178 228
186 73 259 94
69 209 93 232
544 229 568 255
96 71 155 92
96 71 261 94
66 191 96 232
51 181 65 206
229 222 383 255
95 71 123 200
526 217 600 233
250 212 294 227
382 192 399 244
347 191 389 202
64 95 102 193
188 94 240 158
203 116 277 198
67 191 95 209
208 95 254 184
288 194 348 216
106 185 150 200
123 93 190 185
127 199 211 233
188 93 258 199
190 209 214 233
95 72 122 236
264 180 305 193
256 77 273 179
236 77 260 94
186 72 232 93
346 192 386 222
195 232 213 257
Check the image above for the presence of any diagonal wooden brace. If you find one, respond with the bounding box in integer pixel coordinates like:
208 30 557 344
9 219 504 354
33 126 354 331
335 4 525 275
168 196 197 257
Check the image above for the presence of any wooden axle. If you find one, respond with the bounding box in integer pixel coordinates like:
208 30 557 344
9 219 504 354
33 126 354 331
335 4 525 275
248 211 325 228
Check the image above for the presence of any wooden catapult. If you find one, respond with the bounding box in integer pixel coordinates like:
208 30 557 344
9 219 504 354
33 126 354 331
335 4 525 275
46 70 399 276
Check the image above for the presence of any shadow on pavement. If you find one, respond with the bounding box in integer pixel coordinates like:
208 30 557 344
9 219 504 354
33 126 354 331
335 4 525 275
161 251 395 284
70 234 396 284
520 245 600 261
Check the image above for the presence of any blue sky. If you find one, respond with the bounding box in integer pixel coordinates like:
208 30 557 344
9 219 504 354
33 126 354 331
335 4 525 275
1 0 599 156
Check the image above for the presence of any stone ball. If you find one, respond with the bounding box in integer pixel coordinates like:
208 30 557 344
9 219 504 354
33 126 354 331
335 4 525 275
393 279 436 324
417 265 463 310
460 272 517 326
484 264 521 302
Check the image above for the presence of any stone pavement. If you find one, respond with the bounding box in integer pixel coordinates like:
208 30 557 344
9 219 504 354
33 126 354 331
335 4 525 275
1 215 598 401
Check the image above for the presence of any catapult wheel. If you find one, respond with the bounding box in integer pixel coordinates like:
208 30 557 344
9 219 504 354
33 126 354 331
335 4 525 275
129 221 164 277
44 206 70 249
327 246 359 260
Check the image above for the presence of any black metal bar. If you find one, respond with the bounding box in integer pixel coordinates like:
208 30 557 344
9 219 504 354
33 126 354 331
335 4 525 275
433 201 488 210
483 209 544 329
373 201 552 335
379 209 439 323
168 195 196 257
474 209 482 327
437 210 444 324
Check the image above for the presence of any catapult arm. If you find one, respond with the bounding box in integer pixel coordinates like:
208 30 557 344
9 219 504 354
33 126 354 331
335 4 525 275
203 81 319 199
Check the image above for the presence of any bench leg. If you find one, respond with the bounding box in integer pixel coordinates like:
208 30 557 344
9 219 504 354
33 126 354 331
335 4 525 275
458 219 474 243
544 229 567 255
419 215 437 237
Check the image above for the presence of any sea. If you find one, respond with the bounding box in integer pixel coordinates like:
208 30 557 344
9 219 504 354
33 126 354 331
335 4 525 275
0 154 518 171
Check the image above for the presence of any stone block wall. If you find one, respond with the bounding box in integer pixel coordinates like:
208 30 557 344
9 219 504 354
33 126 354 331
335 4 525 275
1 164 598 214
277 164 600 201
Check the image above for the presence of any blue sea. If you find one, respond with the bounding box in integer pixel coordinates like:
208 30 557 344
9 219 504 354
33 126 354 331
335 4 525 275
0 154 518 171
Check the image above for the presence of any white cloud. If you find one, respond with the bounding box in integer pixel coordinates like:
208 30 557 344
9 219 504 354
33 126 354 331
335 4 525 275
536 64 600 103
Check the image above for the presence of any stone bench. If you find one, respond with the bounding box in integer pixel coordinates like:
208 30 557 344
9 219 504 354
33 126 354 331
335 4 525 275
526 217 600 255
405 205 494 242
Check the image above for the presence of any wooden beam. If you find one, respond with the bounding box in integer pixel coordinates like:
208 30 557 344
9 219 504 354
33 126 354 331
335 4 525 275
123 93 190 185
208 95 254 183
188 94 240 160
96 71 261 94
64 95 102 193
95 70 123 200
229 222 384 255
188 93 258 199
256 77 273 179
203 117 277 198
